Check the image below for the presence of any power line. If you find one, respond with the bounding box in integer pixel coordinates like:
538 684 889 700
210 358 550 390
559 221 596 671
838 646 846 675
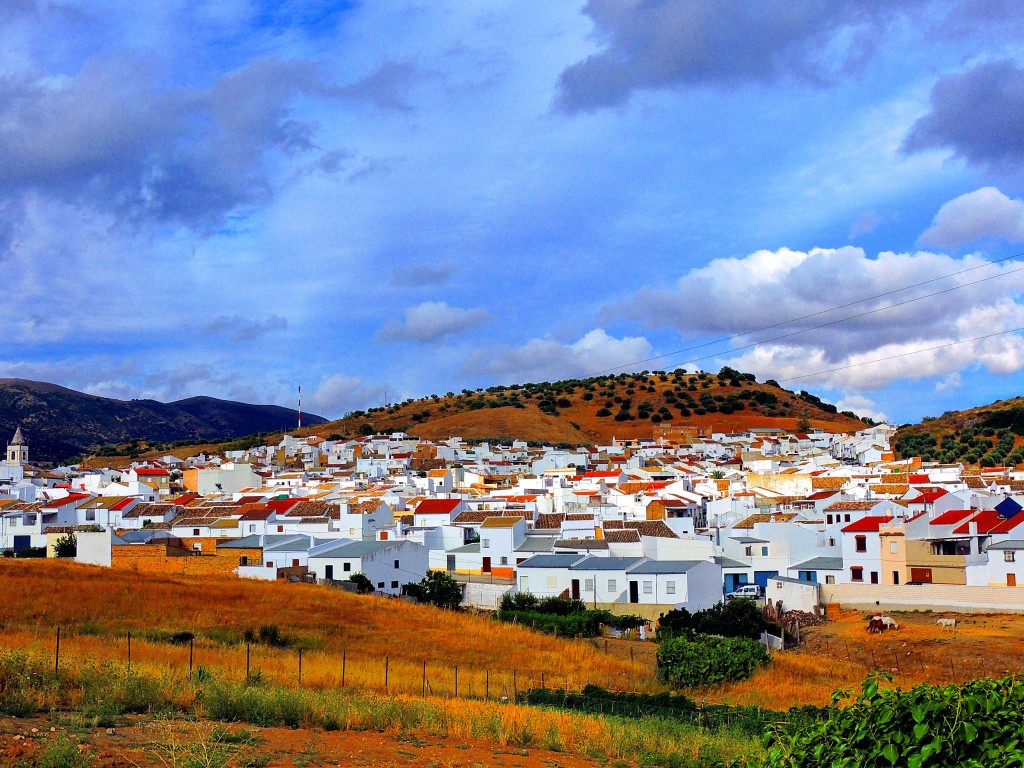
776 325 1024 384
587 250 1024 377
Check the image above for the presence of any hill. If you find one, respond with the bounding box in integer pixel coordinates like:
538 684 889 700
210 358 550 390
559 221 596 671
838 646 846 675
894 397 1024 466
0 379 325 464
307 368 870 445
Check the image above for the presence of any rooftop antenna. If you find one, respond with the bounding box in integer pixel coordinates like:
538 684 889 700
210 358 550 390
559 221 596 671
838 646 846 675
298 385 302 430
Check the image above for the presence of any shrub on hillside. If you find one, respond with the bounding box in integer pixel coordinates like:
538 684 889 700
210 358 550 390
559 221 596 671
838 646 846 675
658 599 778 641
657 635 770 687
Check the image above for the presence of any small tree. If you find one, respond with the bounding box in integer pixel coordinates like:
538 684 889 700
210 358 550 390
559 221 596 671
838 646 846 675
409 571 463 610
796 417 812 432
347 573 374 594
53 532 77 558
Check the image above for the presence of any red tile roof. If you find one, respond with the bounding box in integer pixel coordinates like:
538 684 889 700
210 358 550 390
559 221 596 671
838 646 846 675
930 509 974 526
908 489 949 504
952 510 1005 535
45 493 91 508
415 498 463 514
841 515 894 533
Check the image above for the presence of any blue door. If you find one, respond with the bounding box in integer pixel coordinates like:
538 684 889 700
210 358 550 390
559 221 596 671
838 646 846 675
798 571 818 583
12 535 30 552
753 571 778 591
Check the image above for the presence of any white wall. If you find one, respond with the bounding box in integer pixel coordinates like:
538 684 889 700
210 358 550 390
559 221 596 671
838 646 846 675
74 529 112 567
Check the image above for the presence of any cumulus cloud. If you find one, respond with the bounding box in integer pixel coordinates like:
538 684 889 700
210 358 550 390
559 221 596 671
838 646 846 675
919 187 1024 247
201 314 288 342
0 55 332 236
464 328 652 383
835 394 887 422
611 246 1024 389
376 301 491 343
307 374 387 417
555 1 919 112
903 59 1024 168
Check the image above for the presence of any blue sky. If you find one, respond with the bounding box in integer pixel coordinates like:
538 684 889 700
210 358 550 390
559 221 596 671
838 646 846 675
3 1 1024 425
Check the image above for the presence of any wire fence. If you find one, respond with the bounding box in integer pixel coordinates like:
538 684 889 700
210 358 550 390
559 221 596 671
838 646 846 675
24 626 656 705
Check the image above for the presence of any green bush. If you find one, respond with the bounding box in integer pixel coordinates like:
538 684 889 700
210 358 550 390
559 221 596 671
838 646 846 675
753 674 1024 768
657 635 770 687
658 600 778 641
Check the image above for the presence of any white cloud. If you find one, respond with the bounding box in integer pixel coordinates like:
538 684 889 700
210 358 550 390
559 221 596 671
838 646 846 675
934 371 962 392
919 187 1024 247
464 328 652 383
611 245 1024 389
307 374 387 417
376 301 491 343
835 394 887 423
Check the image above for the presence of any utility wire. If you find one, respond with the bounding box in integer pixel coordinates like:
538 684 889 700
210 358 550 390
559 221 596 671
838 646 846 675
777 325 1024 384
588 250 1024 376
631 261 1024 375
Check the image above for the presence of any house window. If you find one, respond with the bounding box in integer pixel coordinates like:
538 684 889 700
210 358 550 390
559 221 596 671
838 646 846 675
851 567 863 582
844 514 851 522
482 538 490 548
665 580 676 594
343 562 351 572
500 556 508 565
266 561 274 568
546 575 556 588
249 524 256 533
239 556 248 566
761 546 768 557
608 579 617 591
826 514 833 525
193 529 200 536
825 575 835 584
292 559 299 567
855 535 867 553
643 581 653 594
325 565 334 580
1006 551 1016 562
890 541 899 554
391 581 399 589
86 510 95 521
277 525 284 532
377 582 384 589
829 538 835 546
394 560 400 569
744 546 752 556
870 571 879 584
584 578 594 592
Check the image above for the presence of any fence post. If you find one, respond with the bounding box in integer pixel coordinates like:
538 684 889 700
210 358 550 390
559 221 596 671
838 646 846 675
513 669 517 702
55 627 60 675
870 649 876 669
455 664 459 698
246 643 251 682
422 660 426 697
298 648 303 684
189 637 194 676
630 647 634 663
385 655 389 691
485 669 489 700
893 651 900 674
342 649 347 688
127 631 132 672
541 672 545 689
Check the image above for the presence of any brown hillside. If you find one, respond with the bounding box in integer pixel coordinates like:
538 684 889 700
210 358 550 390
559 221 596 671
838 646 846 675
893 396 1024 466
82 370 868 465
312 369 866 444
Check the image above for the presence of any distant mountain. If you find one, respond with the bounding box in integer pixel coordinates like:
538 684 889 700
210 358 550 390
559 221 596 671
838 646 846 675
292 369 870 446
0 379 325 464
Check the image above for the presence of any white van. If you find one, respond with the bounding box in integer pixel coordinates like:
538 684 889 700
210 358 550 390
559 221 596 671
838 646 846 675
725 584 763 601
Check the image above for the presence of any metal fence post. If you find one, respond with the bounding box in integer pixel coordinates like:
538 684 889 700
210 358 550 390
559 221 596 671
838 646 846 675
55 627 60 675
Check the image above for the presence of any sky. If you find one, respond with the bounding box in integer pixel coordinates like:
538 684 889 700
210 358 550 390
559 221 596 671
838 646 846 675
3 1 1024 426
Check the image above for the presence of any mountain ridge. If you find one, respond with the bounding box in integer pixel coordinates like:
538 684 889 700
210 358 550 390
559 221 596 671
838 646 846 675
0 379 325 464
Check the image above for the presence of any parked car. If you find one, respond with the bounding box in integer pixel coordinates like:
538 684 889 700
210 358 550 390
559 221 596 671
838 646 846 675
725 584 763 601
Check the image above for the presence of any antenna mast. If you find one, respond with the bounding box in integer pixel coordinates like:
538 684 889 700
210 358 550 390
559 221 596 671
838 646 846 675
298 385 302 430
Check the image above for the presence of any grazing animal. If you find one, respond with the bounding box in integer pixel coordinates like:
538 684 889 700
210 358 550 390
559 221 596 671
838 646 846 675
868 617 884 634
936 617 959 631
879 616 899 631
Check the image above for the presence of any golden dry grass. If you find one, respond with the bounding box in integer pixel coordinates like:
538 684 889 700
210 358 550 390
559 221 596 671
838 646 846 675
0 560 655 696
